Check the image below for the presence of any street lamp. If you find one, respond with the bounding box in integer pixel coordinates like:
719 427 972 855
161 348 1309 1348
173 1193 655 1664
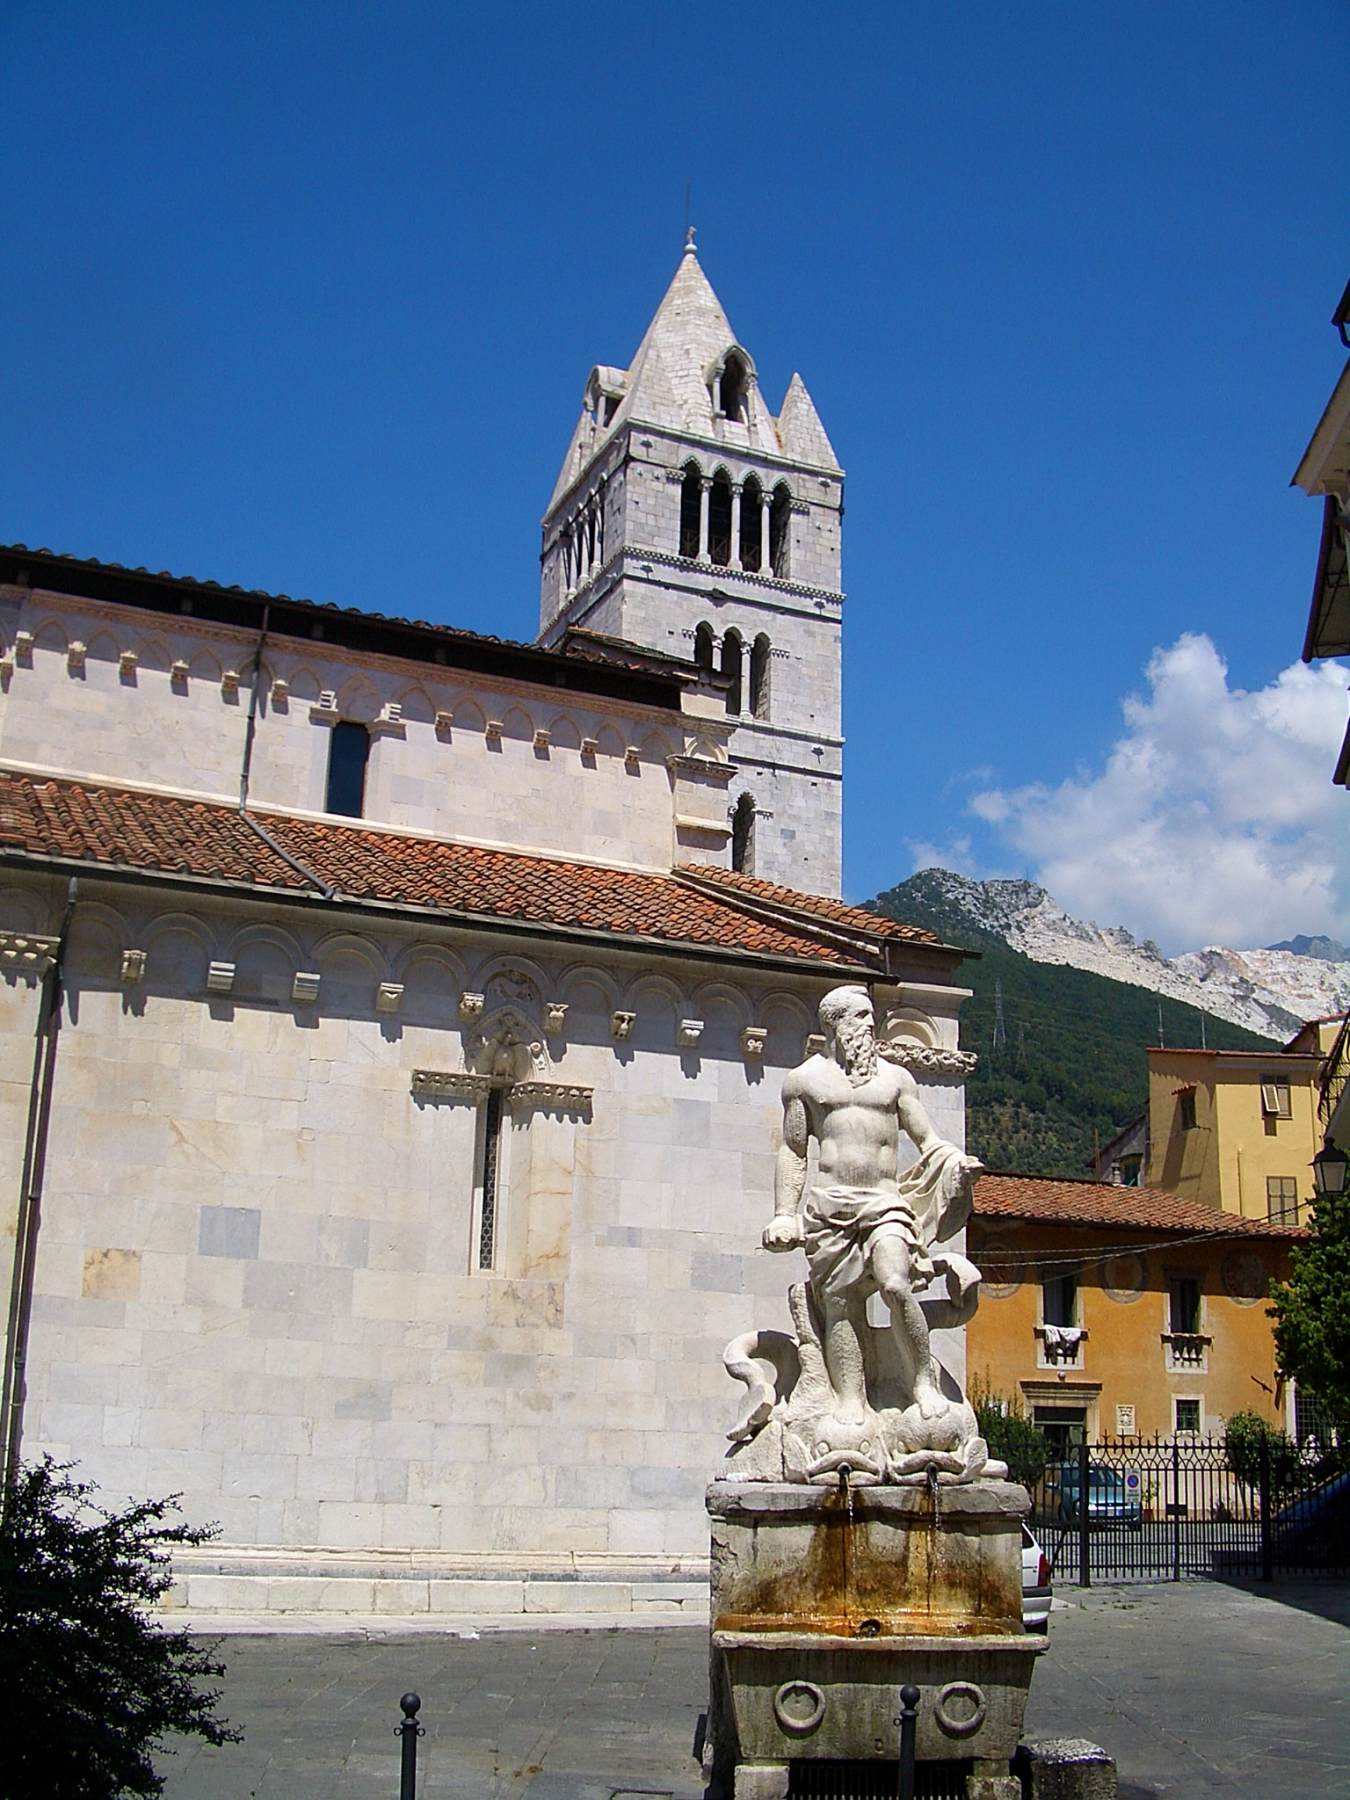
1311 1141 1349 1198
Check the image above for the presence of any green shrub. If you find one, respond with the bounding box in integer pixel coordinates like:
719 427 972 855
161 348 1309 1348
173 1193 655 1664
1223 1410 1299 1494
0 1458 239 1799
970 1381 1049 1489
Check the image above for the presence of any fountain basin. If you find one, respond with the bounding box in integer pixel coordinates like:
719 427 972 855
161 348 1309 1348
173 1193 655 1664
709 1478 1028 1637
706 1479 1039 1791
713 1628 1044 1766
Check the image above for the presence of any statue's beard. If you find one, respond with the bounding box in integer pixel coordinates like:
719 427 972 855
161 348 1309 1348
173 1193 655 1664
836 1018 878 1085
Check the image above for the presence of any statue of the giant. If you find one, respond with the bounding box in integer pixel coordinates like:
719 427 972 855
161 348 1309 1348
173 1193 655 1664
721 984 1006 1485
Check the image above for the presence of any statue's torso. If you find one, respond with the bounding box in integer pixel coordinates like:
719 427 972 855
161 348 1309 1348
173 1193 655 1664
797 1058 906 1191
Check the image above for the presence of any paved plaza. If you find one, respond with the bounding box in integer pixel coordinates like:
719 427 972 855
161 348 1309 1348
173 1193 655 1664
157 1581 1349 1799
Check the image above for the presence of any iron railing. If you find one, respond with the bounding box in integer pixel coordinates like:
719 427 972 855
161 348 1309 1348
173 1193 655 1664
1029 1434 1348 1586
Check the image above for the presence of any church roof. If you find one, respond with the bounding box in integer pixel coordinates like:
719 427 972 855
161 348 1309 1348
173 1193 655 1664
0 544 685 710
0 768 926 975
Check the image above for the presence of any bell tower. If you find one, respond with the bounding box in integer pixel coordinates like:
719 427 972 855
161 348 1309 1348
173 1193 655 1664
537 236 844 898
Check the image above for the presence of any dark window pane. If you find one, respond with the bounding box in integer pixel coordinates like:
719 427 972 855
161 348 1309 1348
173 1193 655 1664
326 722 370 817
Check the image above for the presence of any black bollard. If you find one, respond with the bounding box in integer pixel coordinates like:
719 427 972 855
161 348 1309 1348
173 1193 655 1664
397 1692 423 1800
897 1682 920 1800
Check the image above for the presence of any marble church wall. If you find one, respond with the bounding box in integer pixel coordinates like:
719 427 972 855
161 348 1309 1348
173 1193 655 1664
2 873 969 1608
0 588 732 871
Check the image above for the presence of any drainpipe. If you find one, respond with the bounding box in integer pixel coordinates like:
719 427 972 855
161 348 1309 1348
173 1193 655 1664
236 604 336 899
1 877 78 1495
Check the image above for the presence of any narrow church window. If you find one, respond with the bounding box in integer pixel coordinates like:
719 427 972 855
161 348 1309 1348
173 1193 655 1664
731 792 756 874
708 471 734 567
749 634 771 720
477 1086 505 1271
769 483 792 577
694 622 715 672
739 475 763 571
719 352 749 423
679 464 702 558
326 721 370 818
721 628 743 714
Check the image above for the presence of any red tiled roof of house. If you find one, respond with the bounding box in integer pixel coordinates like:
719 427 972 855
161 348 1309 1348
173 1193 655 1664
973 1172 1305 1239
677 865 943 946
0 770 895 970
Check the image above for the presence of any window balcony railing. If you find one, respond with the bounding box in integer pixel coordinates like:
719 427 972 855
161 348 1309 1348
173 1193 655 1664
1163 1331 1211 1371
1036 1324 1087 1368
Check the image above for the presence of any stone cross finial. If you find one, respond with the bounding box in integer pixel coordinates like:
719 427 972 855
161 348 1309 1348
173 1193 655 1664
684 224 697 254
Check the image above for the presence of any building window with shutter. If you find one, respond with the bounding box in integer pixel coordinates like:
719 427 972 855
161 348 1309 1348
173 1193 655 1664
1266 1175 1300 1223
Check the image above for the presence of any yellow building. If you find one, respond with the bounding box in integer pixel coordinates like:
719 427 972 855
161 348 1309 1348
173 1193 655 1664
1145 1016 1346 1227
966 1174 1300 1453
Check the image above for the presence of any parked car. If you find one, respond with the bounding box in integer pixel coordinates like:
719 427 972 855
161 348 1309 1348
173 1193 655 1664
1022 1522 1052 1632
1271 1469 1350 1569
1051 1463 1142 1530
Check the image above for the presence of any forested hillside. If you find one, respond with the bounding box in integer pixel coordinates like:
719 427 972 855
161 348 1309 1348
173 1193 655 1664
866 871 1278 1177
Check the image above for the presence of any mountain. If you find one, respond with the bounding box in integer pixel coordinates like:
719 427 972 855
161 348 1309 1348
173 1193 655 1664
886 871 1350 1040
865 870 1281 1179
1267 934 1350 964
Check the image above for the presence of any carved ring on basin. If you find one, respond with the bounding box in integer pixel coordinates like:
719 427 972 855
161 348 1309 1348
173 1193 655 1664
773 1680 827 1736
933 1680 987 1739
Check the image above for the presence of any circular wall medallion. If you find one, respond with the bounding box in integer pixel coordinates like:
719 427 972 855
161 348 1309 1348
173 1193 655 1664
934 1681 987 1739
1103 1253 1146 1304
1222 1249 1268 1305
979 1240 1022 1300
773 1680 826 1736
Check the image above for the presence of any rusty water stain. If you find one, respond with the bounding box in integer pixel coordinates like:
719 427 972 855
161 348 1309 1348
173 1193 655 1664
713 1490 1021 1640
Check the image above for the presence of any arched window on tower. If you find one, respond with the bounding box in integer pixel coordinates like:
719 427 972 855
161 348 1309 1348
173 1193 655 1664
731 792 756 874
749 633 771 721
708 471 733 567
719 352 750 423
679 463 702 559
740 474 763 572
694 622 715 673
769 483 792 577
721 628 743 716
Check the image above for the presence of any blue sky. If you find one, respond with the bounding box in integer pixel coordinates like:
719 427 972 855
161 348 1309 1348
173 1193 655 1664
3 2 1347 952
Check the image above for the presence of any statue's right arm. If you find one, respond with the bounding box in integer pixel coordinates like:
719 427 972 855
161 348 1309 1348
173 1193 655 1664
764 1089 809 1251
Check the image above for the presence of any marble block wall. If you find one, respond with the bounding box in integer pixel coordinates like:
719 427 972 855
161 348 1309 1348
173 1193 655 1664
0 876 971 1606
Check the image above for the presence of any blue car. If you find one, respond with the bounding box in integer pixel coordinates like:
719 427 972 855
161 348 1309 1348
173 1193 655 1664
1053 1464 1143 1530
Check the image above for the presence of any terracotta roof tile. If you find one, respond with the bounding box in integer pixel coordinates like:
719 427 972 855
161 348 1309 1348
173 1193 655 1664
0 770 881 970
973 1172 1304 1239
678 865 941 946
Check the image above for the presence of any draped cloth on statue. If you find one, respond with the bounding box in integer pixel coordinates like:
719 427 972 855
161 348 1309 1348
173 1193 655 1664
801 1140 975 1302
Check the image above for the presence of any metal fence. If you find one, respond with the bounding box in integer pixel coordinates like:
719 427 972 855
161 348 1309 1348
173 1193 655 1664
1028 1435 1349 1586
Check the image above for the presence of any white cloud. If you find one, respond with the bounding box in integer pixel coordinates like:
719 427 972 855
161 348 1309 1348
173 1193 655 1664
967 634 1350 954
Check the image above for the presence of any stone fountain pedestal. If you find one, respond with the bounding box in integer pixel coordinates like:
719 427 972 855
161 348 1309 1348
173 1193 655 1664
705 1478 1044 1799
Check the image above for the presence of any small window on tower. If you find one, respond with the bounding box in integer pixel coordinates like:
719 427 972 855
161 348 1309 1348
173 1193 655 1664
750 634 771 720
719 352 749 423
731 792 756 874
326 721 370 818
694 622 715 672
721 629 743 715
740 474 763 571
708 470 733 567
679 463 702 559
769 483 791 576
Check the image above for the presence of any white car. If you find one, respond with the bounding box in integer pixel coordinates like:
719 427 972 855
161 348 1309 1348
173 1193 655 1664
1022 1522 1052 1632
